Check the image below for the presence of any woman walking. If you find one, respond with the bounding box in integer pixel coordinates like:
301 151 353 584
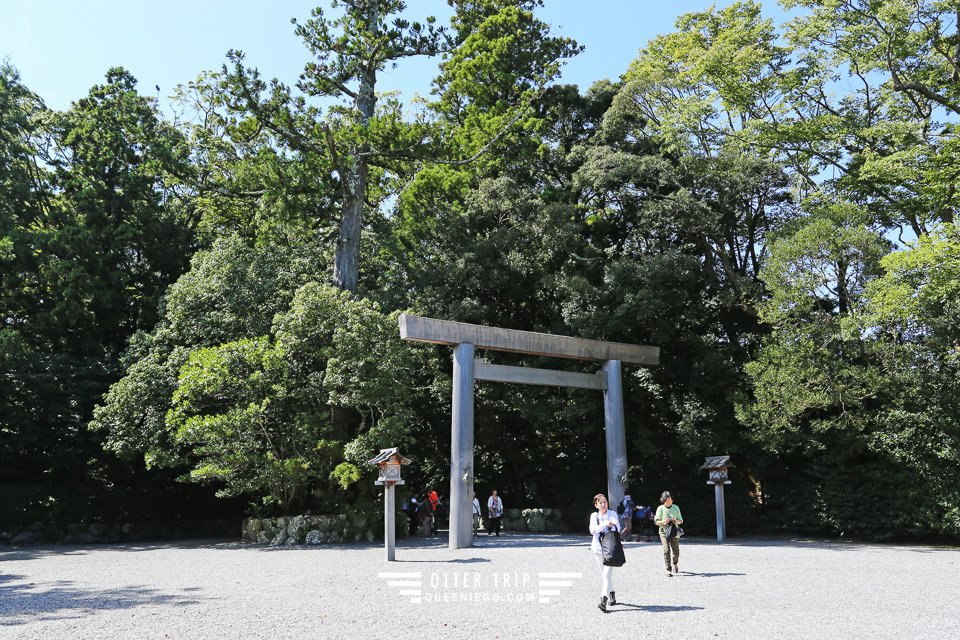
589 493 621 612
655 491 683 576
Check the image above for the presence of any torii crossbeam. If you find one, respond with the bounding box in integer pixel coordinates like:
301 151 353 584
398 314 660 549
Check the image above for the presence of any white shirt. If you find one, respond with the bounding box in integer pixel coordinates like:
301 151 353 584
589 509 621 553
487 495 503 516
472 498 481 515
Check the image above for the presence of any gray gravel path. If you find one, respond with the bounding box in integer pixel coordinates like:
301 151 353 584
2 534 958 640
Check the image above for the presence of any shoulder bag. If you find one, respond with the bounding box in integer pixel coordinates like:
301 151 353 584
599 519 627 567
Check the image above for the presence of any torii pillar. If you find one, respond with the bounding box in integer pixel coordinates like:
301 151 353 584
399 314 659 549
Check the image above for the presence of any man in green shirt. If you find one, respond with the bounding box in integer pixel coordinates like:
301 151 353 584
654 491 683 576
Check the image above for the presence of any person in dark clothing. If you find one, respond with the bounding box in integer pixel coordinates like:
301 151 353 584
404 497 419 535
434 495 446 534
616 494 636 541
632 504 655 541
417 498 433 537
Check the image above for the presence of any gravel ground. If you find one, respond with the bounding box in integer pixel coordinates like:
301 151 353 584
2 533 958 640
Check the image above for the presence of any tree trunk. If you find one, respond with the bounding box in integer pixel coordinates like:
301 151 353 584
332 166 366 293
331 2 378 294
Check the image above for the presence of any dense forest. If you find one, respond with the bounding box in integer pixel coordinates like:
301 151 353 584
3 0 959 541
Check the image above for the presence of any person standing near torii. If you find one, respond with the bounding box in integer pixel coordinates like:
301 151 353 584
487 489 503 536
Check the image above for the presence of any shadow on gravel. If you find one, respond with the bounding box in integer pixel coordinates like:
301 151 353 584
0 548 92 561
16 535 949 557
705 539 876 550
608 603 704 614
393 557 491 564
675 571 745 578
0 539 237 560
463 534 588 549
698 538 960 553
0 577 206 626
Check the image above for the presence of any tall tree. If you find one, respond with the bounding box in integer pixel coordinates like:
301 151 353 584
171 71 339 245
382 0 581 306
781 0 960 235
224 0 451 293
2 68 195 524
0 63 50 498
607 2 797 308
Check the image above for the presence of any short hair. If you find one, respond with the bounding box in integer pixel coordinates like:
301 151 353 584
593 493 607 505
660 491 672 503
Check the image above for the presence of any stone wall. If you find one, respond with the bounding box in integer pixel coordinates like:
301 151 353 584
242 513 408 546
497 508 567 533
1 519 237 546
1 509 561 546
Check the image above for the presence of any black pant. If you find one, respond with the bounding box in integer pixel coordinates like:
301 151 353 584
488 516 501 535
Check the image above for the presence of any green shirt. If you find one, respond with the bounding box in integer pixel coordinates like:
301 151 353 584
655 504 683 535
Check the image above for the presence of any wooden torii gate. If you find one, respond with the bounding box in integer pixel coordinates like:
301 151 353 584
398 314 660 549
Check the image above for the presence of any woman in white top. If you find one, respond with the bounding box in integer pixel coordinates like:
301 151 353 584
487 489 504 536
589 493 621 612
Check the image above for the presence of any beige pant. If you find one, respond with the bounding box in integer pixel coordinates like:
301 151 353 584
660 533 680 570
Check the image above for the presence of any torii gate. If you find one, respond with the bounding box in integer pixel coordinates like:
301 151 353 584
398 314 660 549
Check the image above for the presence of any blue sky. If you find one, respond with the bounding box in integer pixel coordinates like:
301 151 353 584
1 1 789 111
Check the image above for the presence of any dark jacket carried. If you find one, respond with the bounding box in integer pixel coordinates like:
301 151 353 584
599 529 627 567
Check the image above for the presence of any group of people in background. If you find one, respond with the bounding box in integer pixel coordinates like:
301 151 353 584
403 489 443 536
614 493 657 541
405 488 505 537
590 490 684 613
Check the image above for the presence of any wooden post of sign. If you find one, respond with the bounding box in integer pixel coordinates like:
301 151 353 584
702 456 733 543
450 342 475 550
369 448 410 560
714 483 726 543
385 483 396 561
